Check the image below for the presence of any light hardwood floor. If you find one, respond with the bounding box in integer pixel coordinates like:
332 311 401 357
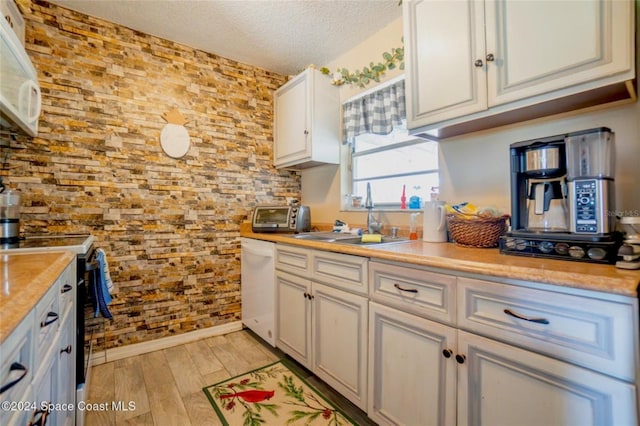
85 329 375 425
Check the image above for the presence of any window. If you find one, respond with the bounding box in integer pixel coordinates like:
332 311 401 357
341 77 439 210
345 124 439 209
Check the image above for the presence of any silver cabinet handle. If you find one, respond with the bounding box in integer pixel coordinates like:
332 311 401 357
394 283 418 293
486 53 495 62
504 308 549 324
474 59 483 67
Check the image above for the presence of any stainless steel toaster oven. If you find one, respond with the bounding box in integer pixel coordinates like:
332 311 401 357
251 205 311 233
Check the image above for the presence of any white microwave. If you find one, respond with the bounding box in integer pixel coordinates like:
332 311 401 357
0 10 41 137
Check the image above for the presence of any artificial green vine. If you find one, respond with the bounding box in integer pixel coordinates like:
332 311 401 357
320 40 404 88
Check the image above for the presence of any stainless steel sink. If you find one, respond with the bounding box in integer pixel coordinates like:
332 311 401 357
288 232 410 246
289 232 347 242
331 236 410 246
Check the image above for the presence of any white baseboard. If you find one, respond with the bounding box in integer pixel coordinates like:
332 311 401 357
90 321 244 365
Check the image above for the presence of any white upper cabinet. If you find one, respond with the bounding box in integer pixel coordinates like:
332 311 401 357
404 0 488 125
404 0 636 139
273 68 340 169
486 0 634 106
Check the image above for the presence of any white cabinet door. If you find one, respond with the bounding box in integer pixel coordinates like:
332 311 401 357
0 311 34 425
32 335 60 426
404 0 487 127
404 0 635 133
57 311 76 426
274 71 309 166
275 270 312 369
312 283 368 410
457 330 637 426
273 68 339 169
368 302 457 426
486 0 634 106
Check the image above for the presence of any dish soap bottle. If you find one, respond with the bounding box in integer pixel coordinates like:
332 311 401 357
409 212 420 240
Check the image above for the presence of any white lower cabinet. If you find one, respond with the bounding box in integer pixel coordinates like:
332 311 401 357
57 309 76 426
275 246 369 410
0 257 76 426
368 259 638 426
313 282 368 410
273 246 639 425
458 330 637 426
369 303 637 426
276 270 312 368
32 331 60 425
368 302 456 426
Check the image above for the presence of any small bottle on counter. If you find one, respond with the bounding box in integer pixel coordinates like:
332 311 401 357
430 186 440 201
409 212 420 240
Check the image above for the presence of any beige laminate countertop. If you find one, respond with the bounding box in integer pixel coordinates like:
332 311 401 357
240 228 640 298
0 251 76 344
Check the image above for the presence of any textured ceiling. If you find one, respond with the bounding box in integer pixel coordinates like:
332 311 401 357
49 0 402 75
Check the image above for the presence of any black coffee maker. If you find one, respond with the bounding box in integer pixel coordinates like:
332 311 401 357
501 129 622 264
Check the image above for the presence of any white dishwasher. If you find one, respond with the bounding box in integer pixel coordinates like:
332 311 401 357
240 238 276 346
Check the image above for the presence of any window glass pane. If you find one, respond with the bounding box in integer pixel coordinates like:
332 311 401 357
353 124 411 153
353 173 439 205
347 122 440 209
353 141 439 180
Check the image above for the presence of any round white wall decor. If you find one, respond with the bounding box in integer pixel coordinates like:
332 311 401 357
160 123 190 158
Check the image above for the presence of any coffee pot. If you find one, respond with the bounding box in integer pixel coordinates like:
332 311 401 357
526 179 568 232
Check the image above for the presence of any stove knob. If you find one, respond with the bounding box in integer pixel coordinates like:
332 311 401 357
587 247 607 260
555 243 569 255
568 246 586 258
515 239 527 251
504 237 516 249
538 241 554 253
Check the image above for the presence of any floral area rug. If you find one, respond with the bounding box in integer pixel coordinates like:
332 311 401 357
203 360 356 425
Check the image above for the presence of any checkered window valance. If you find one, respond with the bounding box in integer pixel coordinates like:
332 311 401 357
342 79 406 145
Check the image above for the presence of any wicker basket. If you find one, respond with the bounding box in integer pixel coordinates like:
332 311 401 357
447 214 509 248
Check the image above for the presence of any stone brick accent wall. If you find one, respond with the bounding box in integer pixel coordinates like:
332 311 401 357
4 0 299 350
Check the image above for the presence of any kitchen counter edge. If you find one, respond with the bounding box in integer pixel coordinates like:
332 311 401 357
0 251 76 344
240 229 640 298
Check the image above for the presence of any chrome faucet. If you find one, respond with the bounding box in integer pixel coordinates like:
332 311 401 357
365 182 382 234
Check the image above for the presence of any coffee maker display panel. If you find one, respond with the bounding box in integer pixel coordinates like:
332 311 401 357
570 179 615 234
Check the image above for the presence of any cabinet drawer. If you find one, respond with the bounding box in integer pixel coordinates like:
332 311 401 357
370 261 456 325
312 250 368 295
34 282 60 368
275 245 311 277
58 264 75 319
458 277 638 381
0 311 34 412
